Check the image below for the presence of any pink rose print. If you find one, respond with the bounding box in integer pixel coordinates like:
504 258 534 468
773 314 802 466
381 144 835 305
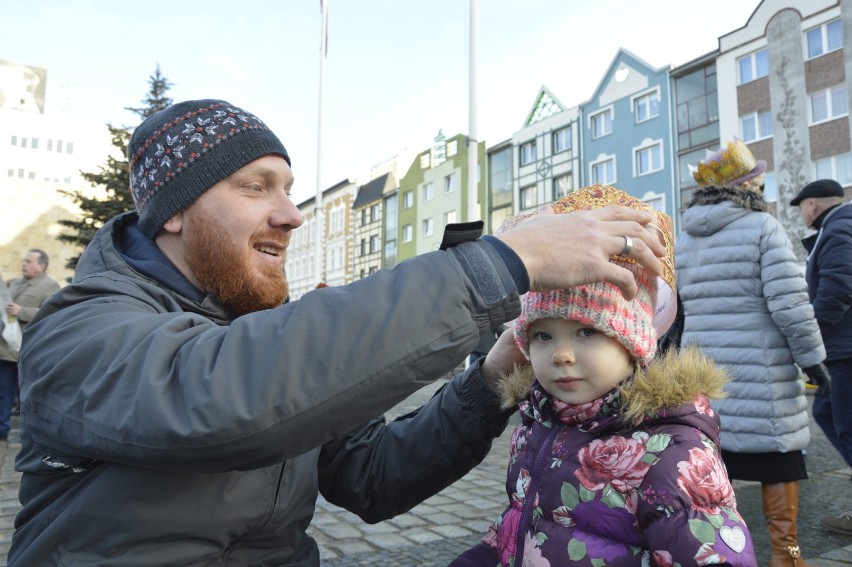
694 395 714 417
653 550 674 567
496 506 522 566
575 436 650 493
520 533 551 567
677 447 736 515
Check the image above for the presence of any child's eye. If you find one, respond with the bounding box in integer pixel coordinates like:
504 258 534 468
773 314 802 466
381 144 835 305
532 331 552 342
579 328 597 338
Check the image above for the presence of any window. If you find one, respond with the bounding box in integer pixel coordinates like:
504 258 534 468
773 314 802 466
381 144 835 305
552 128 571 154
420 153 431 169
763 172 778 202
520 140 537 165
635 142 663 176
422 218 434 236
28 171 36 180
815 153 852 186
402 224 413 243
370 235 381 253
489 146 513 208
634 90 660 123
423 182 434 202
327 244 344 271
444 173 456 193
370 204 380 222
329 206 345 234
591 156 616 185
520 185 537 210
66 142 74 154
403 191 414 209
444 210 457 225
738 49 769 84
360 239 366 256
56 140 64 153
10 135 17 146
741 110 773 142
675 64 719 150
591 109 613 139
447 140 458 156
31 138 39 149
47 139 53 151
811 85 849 123
21 138 27 149
552 173 573 200
807 19 843 59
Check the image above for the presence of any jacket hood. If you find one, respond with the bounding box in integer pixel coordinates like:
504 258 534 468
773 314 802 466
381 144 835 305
499 346 728 427
681 187 767 237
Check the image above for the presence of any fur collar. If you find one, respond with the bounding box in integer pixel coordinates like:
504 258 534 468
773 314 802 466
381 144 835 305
686 186 768 212
498 347 729 425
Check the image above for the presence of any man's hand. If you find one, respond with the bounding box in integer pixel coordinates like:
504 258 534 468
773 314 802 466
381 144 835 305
479 328 527 394
496 206 665 300
803 363 831 397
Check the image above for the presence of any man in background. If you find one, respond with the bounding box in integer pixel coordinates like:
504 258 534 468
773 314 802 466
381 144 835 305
791 179 852 536
0 249 60 440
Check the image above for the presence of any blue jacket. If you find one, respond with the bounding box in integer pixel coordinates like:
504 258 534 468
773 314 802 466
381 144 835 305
802 202 852 362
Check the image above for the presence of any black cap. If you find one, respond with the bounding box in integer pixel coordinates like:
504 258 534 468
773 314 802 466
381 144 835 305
790 179 845 206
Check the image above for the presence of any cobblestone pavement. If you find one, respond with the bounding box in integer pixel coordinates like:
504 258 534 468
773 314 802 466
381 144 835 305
0 381 850 566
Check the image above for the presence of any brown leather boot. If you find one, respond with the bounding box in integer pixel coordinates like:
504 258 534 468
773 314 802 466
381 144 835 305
762 482 811 567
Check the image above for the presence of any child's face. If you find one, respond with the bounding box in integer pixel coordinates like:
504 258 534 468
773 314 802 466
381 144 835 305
527 317 633 405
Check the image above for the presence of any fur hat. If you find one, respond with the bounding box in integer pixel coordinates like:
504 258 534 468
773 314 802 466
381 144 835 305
129 99 290 238
509 185 676 366
690 139 766 189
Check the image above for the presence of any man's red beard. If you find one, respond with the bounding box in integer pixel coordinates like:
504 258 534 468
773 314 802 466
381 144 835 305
183 208 289 315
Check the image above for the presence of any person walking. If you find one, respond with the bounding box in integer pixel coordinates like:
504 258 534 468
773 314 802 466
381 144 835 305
676 140 829 566
9 99 666 566
0 248 60 440
790 178 852 536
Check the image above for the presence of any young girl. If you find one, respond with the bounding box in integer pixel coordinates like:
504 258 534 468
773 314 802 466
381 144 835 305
451 186 756 566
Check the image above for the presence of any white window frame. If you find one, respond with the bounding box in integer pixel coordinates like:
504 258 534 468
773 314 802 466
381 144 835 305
402 224 413 243
737 49 769 85
632 88 661 124
741 110 773 143
369 235 381 253
520 184 538 210
420 153 431 169
552 173 572 200
590 107 613 139
552 127 571 154
815 153 852 186
403 191 414 209
810 84 849 124
807 19 843 60
520 140 537 166
634 140 663 177
422 217 434 237
590 155 616 185
423 182 434 202
444 173 457 193
444 210 457 225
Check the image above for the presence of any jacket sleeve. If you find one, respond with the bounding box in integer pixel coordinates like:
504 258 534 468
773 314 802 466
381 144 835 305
19 237 520 473
759 217 826 368
316 359 512 523
811 222 852 328
638 430 757 565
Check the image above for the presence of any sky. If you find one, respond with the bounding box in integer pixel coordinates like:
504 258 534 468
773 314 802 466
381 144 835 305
2 0 762 206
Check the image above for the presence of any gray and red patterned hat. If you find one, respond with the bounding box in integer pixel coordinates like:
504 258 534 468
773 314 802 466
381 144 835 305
129 99 290 238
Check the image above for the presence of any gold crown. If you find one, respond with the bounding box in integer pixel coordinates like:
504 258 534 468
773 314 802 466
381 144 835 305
691 139 758 187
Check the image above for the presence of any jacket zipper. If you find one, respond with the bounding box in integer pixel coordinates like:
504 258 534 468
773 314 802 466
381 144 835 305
513 426 558 565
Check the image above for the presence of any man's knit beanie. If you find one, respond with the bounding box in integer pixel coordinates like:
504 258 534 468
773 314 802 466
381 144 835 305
508 185 676 366
129 99 291 238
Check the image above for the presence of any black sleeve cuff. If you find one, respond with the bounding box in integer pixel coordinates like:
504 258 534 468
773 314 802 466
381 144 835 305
481 235 530 295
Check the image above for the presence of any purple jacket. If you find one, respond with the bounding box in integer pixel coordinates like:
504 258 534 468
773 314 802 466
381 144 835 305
452 348 757 566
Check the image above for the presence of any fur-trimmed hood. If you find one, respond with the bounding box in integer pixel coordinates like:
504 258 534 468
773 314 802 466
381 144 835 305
498 346 728 425
681 186 768 238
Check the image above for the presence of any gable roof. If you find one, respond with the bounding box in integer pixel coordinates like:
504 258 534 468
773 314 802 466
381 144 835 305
353 173 391 208
523 85 567 127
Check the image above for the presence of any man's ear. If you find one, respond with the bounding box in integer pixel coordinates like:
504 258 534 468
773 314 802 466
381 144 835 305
162 211 184 234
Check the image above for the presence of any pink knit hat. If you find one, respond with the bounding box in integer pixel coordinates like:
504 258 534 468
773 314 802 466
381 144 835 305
506 185 675 366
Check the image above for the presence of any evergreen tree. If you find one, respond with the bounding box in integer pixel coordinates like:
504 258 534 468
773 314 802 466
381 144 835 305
57 66 173 272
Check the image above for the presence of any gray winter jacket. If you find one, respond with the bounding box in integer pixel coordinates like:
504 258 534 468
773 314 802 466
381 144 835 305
675 188 825 454
10 212 521 566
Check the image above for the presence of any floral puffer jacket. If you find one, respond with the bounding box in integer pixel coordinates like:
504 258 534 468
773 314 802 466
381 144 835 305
452 348 757 566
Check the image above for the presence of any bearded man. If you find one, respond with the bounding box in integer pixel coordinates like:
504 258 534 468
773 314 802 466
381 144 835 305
10 99 664 566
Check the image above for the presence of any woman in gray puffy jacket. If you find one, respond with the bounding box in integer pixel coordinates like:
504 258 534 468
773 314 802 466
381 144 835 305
675 140 828 566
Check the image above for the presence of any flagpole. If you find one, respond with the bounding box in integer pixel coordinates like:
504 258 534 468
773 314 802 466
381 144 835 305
467 0 480 223
315 0 328 285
